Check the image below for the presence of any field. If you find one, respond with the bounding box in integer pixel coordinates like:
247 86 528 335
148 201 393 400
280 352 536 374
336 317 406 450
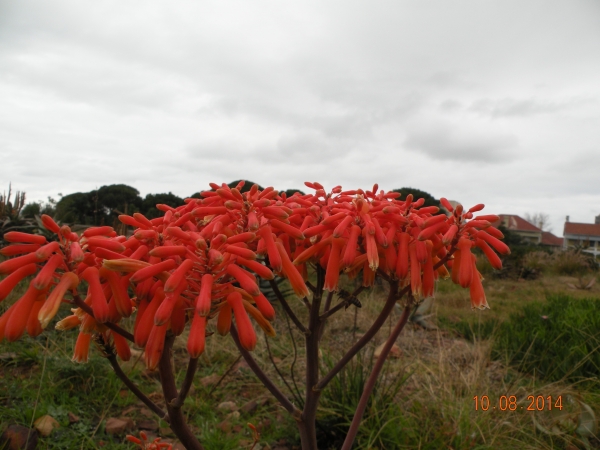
1 273 599 449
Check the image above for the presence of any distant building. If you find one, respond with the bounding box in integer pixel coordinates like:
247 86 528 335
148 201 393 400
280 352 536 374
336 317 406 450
563 217 600 257
493 214 563 247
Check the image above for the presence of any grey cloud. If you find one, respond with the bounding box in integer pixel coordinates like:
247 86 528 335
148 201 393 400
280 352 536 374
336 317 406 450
404 122 518 162
439 99 463 112
468 97 595 118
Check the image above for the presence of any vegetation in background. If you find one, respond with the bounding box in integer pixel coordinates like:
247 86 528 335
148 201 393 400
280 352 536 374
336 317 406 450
393 187 439 209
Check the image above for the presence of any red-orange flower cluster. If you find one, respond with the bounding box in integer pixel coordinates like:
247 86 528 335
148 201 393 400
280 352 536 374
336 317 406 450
0 181 508 368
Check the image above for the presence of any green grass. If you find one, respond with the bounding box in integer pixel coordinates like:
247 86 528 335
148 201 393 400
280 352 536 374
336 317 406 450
2 272 600 449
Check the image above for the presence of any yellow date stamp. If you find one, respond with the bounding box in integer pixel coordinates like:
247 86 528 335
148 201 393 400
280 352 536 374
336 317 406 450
473 395 563 411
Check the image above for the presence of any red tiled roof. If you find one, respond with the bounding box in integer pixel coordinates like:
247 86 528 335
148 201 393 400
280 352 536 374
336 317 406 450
564 222 600 237
494 215 541 232
541 231 563 246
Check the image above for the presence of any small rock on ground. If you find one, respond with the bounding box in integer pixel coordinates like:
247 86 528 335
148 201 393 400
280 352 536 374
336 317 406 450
0 425 38 450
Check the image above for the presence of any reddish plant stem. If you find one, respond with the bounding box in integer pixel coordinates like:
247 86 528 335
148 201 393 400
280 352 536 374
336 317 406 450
322 290 335 314
230 325 302 419
99 340 169 421
316 280 403 391
172 357 198 408
340 302 412 450
268 279 308 335
298 266 324 450
158 333 204 450
72 294 134 342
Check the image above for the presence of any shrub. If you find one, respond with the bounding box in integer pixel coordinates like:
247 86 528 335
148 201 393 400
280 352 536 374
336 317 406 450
550 249 598 276
493 294 600 386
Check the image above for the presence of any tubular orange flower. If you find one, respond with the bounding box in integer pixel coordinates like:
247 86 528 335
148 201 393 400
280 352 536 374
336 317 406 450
224 245 257 260
457 238 473 288
32 254 63 290
170 304 187 336
118 214 148 229
103 258 150 273
164 259 194 293
293 235 333 265
408 243 422 297
129 259 176 283
148 246 187 258
450 250 461 285
38 272 79 329
208 249 223 266
69 242 85 263
364 230 379 272
227 291 256 351
440 197 454 212
371 219 387 247
226 232 256 245
145 323 168 370
3 231 47 245
276 241 309 298
0 243 41 257
483 226 504 240
35 241 61 260
475 238 503 270
251 292 275 321
133 213 154 229
4 285 42 341
26 295 45 337
81 267 110 323
270 219 305 240
0 252 46 275
55 314 81 331
217 303 232 336
100 268 133 317
94 247 127 261
442 225 458 245
418 220 447 241
83 226 115 237
41 214 61 233
332 215 354 238
246 211 259 231
422 242 435 297
469 255 489 310
242 299 275 337
341 225 361 268
476 230 511 255
362 262 376 287
226 264 260 296
0 263 37 302
112 330 131 361
324 238 345 292
187 312 207 358
235 257 274 281
195 273 214 316
415 240 428 264
86 237 126 253
135 287 165 347
134 230 158 240
257 227 282 272
154 280 187 326
72 331 92 363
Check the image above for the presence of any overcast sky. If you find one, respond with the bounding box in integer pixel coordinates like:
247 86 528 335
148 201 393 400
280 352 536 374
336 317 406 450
1 1 599 234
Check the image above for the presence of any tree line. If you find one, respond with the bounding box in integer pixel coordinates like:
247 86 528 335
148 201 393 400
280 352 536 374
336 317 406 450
19 181 439 227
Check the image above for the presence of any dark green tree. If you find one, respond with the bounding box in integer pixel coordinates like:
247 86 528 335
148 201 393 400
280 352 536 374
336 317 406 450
227 180 264 193
55 184 142 225
392 187 439 209
281 189 305 198
55 192 95 224
141 192 185 219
